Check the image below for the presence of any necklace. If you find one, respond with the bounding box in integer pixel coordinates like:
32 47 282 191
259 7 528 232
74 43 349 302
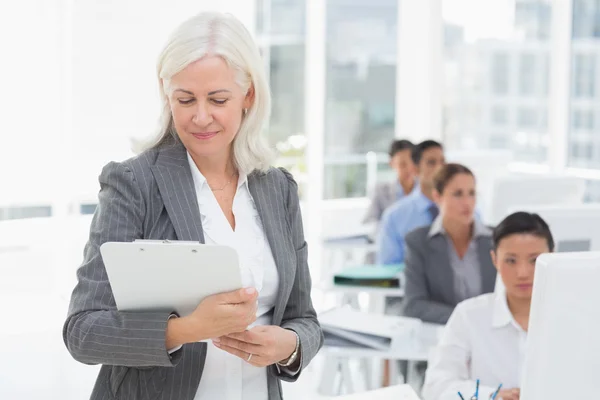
208 172 238 191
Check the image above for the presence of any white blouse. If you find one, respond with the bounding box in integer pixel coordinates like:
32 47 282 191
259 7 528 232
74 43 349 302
422 292 528 400
187 153 280 400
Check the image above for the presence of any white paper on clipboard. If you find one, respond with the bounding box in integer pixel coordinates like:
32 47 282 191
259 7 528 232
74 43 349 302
100 240 242 317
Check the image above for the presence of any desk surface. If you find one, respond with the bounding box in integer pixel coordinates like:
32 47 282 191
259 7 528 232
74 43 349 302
324 242 378 251
327 384 422 400
315 280 405 297
322 234 377 251
321 323 443 362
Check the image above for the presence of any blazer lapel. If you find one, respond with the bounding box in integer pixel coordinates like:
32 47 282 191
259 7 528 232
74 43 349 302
248 172 296 324
150 142 205 243
428 235 457 304
476 237 497 293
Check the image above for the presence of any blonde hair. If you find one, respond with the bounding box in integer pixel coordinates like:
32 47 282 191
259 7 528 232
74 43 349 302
136 12 273 174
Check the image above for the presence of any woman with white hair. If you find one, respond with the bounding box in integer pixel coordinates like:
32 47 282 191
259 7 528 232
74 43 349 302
63 12 323 400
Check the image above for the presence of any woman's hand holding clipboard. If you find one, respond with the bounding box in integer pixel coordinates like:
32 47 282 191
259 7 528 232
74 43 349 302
166 287 258 349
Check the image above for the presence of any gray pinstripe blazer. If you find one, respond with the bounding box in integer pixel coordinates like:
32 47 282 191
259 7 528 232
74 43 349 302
63 140 323 400
403 225 496 325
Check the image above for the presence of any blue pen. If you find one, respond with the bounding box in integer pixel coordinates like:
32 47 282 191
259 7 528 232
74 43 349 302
469 379 480 400
490 384 503 400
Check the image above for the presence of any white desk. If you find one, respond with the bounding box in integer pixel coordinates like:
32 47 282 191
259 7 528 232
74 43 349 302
318 323 443 396
315 279 404 314
322 238 375 250
316 276 409 395
316 281 405 297
324 384 422 400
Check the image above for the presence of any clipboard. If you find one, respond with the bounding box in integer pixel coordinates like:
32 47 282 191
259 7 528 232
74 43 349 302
100 240 242 317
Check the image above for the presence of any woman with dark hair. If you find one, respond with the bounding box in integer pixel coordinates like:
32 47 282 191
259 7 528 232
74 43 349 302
422 212 554 400
403 163 496 325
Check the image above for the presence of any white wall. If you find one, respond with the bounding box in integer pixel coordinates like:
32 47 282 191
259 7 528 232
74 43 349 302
0 0 64 205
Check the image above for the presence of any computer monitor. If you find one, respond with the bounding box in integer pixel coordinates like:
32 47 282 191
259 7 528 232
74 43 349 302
446 149 513 178
520 252 600 399
486 174 585 225
320 197 371 240
506 203 600 252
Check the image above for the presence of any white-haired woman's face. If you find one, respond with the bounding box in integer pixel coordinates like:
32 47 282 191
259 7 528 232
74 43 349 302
167 56 252 162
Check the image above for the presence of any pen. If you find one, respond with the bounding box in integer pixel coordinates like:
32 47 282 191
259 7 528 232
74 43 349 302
490 383 503 400
469 379 480 400
458 392 466 400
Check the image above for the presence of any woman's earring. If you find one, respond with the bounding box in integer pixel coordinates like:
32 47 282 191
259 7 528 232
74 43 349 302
243 108 248 117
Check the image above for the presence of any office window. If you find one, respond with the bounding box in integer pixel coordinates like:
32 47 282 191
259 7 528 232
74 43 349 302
442 0 551 162
585 180 600 202
568 1 600 168
324 164 368 199
267 44 305 147
584 142 593 160
0 206 52 221
257 0 305 36
517 108 538 128
572 53 596 98
256 0 266 34
570 142 579 160
515 0 551 39
519 53 536 95
539 108 548 129
256 0 307 197
491 53 510 95
491 106 509 126
541 53 550 95
519 52 548 97
324 0 398 199
569 139 597 167
573 0 600 39
489 134 509 149
572 109 595 130
80 204 97 215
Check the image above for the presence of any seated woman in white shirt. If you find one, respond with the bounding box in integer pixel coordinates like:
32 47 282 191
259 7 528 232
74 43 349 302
422 212 555 400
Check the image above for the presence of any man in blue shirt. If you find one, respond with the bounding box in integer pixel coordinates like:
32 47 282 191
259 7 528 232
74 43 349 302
378 140 445 264
363 139 418 225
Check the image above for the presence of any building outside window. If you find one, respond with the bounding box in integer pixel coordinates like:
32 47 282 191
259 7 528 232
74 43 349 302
442 0 551 164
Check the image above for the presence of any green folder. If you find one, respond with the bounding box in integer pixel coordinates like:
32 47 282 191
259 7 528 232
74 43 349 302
333 264 404 288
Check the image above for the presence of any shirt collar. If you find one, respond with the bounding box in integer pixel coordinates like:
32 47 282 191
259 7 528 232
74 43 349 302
427 215 492 239
395 179 419 197
491 291 525 332
186 152 247 192
414 188 435 213
428 215 445 237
